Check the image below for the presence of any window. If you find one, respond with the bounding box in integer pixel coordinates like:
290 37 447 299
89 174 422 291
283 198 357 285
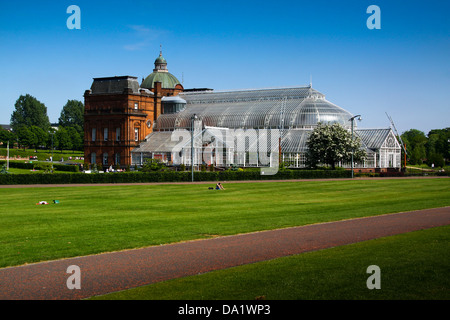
104 128 108 141
116 127 120 141
91 152 96 164
115 153 120 165
103 153 108 166
134 102 139 110
92 128 96 142
134 128 139 141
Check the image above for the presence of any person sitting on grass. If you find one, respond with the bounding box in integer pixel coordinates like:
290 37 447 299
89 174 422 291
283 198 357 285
215 182 225 190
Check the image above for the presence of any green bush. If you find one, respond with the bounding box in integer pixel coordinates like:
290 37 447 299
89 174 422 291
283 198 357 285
0 169 353 185
33 162 52 173
141 159 165 172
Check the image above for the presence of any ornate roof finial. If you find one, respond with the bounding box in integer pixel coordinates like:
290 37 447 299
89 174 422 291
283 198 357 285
160 44 162 56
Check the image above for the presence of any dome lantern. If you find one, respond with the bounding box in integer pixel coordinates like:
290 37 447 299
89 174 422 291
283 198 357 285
154 47 168 72
141 48 182 90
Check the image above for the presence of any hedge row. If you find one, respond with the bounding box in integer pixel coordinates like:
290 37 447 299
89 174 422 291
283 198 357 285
0 169 352 185
379 171 448 177
0 160 79 172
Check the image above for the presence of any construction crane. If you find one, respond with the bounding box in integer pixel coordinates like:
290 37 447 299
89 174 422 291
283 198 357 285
386 112 407 168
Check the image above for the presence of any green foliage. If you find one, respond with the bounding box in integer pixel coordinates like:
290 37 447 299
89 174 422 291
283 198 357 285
427 153 445 168
0 129 16 145
0 160 79 173
141 158 165 172
426 128 449 161
401 128 449 165
0 148 83 162
33 162 52 173
65 126 82 151
16 126 37 150
306 123 366 169
30 125 48 149
10 94 50 132
55 127 73 152
58 100 84 135
0 169 352 185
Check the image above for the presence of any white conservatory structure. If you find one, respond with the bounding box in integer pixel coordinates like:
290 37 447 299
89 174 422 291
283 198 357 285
132 86 402 171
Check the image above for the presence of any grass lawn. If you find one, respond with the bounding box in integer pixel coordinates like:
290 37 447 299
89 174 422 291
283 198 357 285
0 148 83 162
4 168 45 174
4 167 80 174
90 225 450 300
0 178 449 269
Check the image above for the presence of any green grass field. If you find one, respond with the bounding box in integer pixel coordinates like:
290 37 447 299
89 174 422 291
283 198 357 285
0 148 83 162
0 178 448 269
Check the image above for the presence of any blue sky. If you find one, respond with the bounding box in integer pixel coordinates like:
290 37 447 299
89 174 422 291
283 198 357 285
0 0 449 134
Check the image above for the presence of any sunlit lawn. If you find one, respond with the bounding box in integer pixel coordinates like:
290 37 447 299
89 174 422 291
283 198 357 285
0 178 449 269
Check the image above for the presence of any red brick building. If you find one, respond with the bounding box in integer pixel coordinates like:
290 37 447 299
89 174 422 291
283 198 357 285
84 52 183 168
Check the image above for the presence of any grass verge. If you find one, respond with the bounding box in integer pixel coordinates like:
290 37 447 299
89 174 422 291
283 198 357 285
90 225 450 300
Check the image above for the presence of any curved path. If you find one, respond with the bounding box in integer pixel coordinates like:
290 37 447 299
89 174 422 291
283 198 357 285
0 206 449 300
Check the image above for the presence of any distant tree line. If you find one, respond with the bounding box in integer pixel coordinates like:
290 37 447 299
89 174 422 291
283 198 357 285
0 94 84 152
400 128 449 167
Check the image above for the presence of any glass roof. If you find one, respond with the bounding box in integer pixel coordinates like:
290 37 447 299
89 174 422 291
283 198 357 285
134 128 398 154
154 86 354 131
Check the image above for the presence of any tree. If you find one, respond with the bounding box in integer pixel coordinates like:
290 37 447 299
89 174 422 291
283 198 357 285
58 100 84 135
306 123 366 169
427 153 445 168
30 125 48 150
410 145 426 165
427 128 449 162
16 126 37 150
0 129 16 146
10 94 51 132
54 127 72 152
66 126 82 151
401 129 427 165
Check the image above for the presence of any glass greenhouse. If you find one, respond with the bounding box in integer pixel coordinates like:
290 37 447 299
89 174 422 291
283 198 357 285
132 86 402 170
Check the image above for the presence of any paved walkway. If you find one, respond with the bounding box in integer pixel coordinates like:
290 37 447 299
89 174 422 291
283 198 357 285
0 207 449 300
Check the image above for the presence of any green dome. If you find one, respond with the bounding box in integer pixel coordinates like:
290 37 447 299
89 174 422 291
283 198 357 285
142 51 181 89
155 55 167 64
141 72 181 89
